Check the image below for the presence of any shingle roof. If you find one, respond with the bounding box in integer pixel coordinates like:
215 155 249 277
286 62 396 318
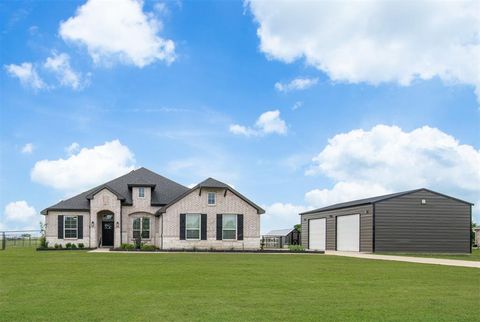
41 167 189 214
264 228 294 237
299 188 473 215
156 177 265 214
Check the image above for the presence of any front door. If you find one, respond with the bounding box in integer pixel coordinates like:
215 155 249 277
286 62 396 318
102 221 114 247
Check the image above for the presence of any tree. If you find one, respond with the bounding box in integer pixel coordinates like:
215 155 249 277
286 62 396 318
294 224 301 233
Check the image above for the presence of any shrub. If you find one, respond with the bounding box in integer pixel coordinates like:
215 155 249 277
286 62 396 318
288 245 305 252
39 235 48 248
124 244 135 251
141 244 156 251
120 243 129 250
65 243 72 249
54 244 59 249
71 244 77 249
78 243 84 249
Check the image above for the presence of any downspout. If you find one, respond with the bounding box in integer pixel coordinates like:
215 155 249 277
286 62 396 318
160 213 164 250
120 204 123 246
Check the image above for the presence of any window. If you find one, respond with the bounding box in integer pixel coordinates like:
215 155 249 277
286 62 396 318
186 214 200 240
207 192 216 205
133 217 150 239
222 214 237 240
139 187 145 198
64 216 78 239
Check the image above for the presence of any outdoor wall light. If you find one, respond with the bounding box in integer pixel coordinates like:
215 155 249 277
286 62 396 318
116 221 119 228
91 221 95 227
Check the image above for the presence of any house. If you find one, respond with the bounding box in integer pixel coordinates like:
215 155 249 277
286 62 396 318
300 188 473 253
41 167 265 249
262 228 300 248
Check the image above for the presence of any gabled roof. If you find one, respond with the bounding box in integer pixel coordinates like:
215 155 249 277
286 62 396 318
156 177 265 215
264 228 294 237
299 188 473 215
41 167 189 214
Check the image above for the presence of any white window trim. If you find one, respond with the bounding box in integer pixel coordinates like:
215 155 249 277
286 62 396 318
138 187 145 198
207 192 216 206
186 213 201 241
222 214 237 241
133 217 151 240
64 215 78 240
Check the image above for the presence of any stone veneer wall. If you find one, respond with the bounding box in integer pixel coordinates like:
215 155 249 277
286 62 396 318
162 188 261 250
45 210 90 247
45 187 262 250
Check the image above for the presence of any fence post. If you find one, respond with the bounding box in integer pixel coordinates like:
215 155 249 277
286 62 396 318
2 232 5 250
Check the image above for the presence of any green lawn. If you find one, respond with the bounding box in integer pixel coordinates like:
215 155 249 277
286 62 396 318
378 249 480 261
1 248 479 321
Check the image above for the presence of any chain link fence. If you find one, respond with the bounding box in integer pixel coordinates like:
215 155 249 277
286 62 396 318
0 230 42 250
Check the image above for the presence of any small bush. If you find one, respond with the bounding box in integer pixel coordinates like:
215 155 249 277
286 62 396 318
65 243 72 249
141 244 156 251
288 245 305 252
54 243 63 249
71 244 77 249
39 235 48 248
120 243 129 250
78 243 84 249
124 244 135 250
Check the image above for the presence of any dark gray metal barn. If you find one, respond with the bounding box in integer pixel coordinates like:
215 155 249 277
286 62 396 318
300 189 472 253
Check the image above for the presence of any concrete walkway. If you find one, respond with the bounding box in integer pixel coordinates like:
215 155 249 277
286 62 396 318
325 251 480 268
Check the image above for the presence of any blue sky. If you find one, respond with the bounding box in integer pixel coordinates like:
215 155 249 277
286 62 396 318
1 0 479 232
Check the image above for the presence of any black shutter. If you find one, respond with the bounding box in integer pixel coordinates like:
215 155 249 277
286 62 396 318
237 214 244 240
201 214 207 240
78 216 83 239
180 214 186 240
58 215 64 239
216 214 222 240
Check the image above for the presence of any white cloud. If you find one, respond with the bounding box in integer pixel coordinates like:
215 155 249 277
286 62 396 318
21 143 34 154
305 125 480 220
248 0 480 99
4 201 37 223
229 124 257 137
65 142 80 155
305 182 390 209
275 77 318 92
5 62 46 90
59 0 175 67
1 201 42 231
230 110 287 137
31 140 136 194
292 101 303 111
44 52 85 90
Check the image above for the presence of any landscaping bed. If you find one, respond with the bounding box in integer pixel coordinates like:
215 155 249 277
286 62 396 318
112 248 323 254
37 247 95 251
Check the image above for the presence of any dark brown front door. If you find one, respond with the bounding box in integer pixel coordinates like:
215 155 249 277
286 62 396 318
102 221 114 246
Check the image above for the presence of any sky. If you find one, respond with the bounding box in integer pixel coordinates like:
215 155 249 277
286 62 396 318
0 0 479 233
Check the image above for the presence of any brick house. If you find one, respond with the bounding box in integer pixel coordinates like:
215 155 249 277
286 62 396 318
41 167 264 249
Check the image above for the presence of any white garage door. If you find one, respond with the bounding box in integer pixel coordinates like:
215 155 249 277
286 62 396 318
309 218 326 251
336 214 360 252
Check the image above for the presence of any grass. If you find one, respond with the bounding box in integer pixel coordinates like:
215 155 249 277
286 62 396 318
0 248 479 321
378 249 480 262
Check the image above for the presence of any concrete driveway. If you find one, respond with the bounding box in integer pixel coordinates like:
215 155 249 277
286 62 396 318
325 251 480 268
